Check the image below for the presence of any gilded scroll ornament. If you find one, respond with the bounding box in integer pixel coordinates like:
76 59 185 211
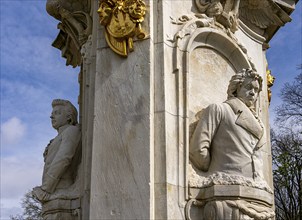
98 0 147 57
266 68 275 103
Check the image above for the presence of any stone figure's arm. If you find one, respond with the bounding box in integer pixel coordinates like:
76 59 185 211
41 126 81 194
189 103 223 171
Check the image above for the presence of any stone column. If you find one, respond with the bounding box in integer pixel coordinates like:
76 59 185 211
81 0 297 219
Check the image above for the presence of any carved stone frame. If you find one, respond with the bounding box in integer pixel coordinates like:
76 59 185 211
172 20 253 204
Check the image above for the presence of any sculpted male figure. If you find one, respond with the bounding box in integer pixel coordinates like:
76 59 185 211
190 69 265 181
33 99 81 219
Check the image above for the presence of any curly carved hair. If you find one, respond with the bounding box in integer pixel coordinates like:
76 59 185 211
227 69 263 99
52 99 78 125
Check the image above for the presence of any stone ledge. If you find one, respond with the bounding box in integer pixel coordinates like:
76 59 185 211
42 198 81 214
189 185 273 205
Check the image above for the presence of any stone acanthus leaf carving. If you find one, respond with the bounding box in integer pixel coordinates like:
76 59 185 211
46 0 92 67
170 15 193 25
239 0 291 29
168 14 214 44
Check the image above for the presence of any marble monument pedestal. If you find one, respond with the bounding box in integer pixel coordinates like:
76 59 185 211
43 0 299 219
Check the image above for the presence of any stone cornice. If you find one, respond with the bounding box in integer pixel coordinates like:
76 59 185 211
193 0 298 43
238 0 298 43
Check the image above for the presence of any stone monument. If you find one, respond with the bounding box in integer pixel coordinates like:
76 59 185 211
33 99 81 219
188 69 274 219
42 0 299 219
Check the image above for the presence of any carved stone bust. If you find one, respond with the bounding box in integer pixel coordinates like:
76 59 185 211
188 69 274 219
33 99 81 219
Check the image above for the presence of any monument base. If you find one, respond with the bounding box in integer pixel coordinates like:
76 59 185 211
187 185 274 220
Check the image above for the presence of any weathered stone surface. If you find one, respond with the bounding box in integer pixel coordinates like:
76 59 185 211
41 0 299 219
89 39 153 219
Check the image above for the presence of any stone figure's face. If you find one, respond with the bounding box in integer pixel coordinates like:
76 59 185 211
50 105 69 130
237 78 260 107
207 2 223 17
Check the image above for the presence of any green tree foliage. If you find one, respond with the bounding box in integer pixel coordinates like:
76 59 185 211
271 129 302 220
272 68 302 220
10 190 42 220
276 67 302 126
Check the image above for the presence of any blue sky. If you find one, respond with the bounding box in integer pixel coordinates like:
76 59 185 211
1 1 79 218
0 0 301 219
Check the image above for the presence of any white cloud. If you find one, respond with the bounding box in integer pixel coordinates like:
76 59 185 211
0 155 43 219
1 117 26 145
0 2 79 219
1 156 43 198
0 203 22 220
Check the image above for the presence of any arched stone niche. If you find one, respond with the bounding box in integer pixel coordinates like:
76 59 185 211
173 24 253 187
189 47 236 124
185 28 252 123
173 21 273 219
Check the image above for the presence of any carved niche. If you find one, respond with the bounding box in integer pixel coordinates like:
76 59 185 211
46 0 92 67
169 5 275 218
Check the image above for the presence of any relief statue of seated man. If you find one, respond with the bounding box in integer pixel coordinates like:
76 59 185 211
190 69 270 188
33 99 81 220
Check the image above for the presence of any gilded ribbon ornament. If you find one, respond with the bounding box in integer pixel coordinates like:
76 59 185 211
98 0 147 57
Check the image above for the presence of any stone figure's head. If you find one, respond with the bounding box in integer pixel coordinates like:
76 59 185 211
195 0 223 17
207 1 223 17
227 69 263 107
51 99 78 130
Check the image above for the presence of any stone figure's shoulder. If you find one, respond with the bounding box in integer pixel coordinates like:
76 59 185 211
205 103 226 116
62 125 81 139
205 102 223 111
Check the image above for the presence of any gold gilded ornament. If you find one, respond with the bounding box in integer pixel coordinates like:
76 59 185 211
98 0 146 57
266 67 275 104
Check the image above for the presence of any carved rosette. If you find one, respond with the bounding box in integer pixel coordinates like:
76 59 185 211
97 0 147 57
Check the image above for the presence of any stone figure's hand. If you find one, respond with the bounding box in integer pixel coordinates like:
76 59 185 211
32 186 50 203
